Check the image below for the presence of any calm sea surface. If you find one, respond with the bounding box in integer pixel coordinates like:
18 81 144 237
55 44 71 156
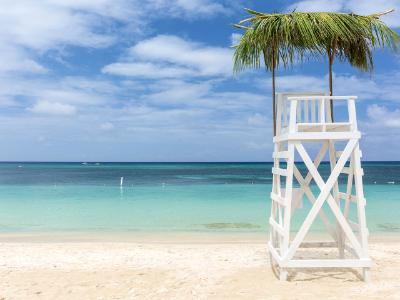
0 162 399 233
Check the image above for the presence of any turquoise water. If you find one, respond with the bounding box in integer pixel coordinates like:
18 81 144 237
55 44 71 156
0 162 399 233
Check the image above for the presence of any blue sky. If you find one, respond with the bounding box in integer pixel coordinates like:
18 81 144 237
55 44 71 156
0 0 399 162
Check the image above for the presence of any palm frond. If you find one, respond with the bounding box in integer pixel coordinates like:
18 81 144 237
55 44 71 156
233 10 399 73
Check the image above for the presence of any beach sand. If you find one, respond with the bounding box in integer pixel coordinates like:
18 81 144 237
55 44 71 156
0 233 399 300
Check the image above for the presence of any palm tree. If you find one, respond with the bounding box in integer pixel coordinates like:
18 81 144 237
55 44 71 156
322 9 398 120
233 9 399 134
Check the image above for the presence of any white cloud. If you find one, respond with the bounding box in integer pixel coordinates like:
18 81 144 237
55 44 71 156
37 88 109 106
275 75 326 92
0 1 115 50
0 0 137 74
139 79 266 111
0 45 47 74
367 104 400 128
345 1 400 27
245 141 271 150
0 72 269 138
288 0 344 12
144 0 231 18
100 122 115 131
131 35 233 76
258 73 400 102
47 0 141 21
248 113 268 126
102 62 196 78
359 103 400 160
2 0 398 161
0 0 235 75
0 76 119 114
230 33 242 46
288 0 400 27
0 96 18 107
29 101 77 115
1 0 221 52
141 80 212 105
103 35 233 78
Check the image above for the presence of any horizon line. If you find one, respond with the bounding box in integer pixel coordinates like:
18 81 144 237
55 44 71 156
0 161 399 163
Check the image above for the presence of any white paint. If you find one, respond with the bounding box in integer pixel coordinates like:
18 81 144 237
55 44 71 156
269 93 370 281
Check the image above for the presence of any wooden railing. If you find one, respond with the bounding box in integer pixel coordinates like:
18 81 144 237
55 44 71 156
276 93 358 135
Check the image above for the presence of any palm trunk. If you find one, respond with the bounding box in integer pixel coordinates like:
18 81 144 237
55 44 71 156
328 46 335 122
272 48 276 136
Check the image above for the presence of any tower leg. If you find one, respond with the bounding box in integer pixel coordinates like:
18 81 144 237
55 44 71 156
338 232 345 258
280 142 295 282
363 268 370 282
270 142 282 250
353 143 370 281
280 269 288 281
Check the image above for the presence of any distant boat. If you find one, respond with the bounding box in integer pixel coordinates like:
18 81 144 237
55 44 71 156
82 162 88 165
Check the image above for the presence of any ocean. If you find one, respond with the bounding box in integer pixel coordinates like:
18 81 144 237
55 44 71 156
0 162 399 233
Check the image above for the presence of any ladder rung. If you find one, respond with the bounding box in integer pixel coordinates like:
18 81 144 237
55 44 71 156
297 122 350 127
348 221 368 235
349 221 360 232
337 150 362 158
341 167 352 174
272 151 289 159
341 167 364 176
272 167 288 176
287 95 357 101
344 244 358 257
339 192 355 201
338 192 366 205
284 258 371 268
269 218 285 236
270 192 286 206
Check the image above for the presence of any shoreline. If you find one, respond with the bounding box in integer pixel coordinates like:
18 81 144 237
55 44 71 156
0 231 398 243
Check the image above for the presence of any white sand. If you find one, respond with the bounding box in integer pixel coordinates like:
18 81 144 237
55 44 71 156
0 233 399 299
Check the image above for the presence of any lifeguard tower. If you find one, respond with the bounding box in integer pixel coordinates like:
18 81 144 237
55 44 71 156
268 92 371 281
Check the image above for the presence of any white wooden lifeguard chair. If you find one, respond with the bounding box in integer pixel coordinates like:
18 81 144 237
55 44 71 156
268 92 371 281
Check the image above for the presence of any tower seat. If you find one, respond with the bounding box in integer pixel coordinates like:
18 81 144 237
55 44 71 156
279 122 352 134
273 131 361 143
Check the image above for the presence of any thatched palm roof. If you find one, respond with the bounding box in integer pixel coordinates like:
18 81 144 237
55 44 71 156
233 9 398 73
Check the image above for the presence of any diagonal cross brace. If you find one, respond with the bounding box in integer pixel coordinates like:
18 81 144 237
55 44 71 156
297 141 329 198
292 141 337 241
293 166 337 241
283 139 361 262
294 140 364 258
